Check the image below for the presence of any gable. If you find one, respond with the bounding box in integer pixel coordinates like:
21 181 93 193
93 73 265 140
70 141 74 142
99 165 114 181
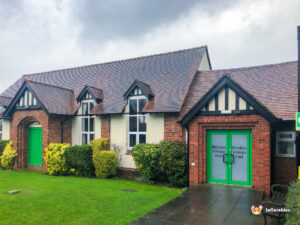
123 80 154 99
76 86 103 103
201 87 254 114
180 76 277 126
16 88 39 108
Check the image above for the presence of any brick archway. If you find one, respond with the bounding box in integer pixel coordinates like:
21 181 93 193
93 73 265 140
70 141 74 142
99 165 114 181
10 110 49 172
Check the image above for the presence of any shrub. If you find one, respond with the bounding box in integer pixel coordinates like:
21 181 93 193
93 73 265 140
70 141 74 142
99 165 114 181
0 141 17 170
131 144 161 180
0 140 9 157
93 150 118 178
285 181 300 225
44 143 70 176
90 138 109 152
64 145 94 177
159 140 188 187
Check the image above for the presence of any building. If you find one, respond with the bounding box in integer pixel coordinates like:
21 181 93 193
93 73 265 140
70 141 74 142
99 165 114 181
0 37 299 195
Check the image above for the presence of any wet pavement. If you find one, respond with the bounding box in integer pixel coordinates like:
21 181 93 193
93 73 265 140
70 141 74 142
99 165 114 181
129 184 277 225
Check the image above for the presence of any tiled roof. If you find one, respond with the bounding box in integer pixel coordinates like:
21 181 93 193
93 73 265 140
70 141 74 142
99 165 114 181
0 47 207 115
180 61 298 121
0 96 12 107
27 81 75 115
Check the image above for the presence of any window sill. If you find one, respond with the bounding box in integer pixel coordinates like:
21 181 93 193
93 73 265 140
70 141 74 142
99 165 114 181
275 155 296 158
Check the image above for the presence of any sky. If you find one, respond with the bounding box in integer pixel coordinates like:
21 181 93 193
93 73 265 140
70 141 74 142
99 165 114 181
0 0 300 94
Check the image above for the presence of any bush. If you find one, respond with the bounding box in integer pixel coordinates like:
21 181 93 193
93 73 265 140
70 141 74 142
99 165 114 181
131 144 161 180
0 141 17 170
93 150 118 178
0 140 9 157
285 181 300 225
90 138 109 152
159 140 187 187
44 143 70 176
64 145 94 177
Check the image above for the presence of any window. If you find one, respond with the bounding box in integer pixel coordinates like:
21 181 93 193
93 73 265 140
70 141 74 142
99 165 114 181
0 120 2 140
276 131 296 157
128 96 147 149
81 99 96 144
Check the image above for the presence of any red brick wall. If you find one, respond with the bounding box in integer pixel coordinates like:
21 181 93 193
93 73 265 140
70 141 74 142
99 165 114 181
274 157 297 184
273 122 298 184
10 110 71 172
188 114 271 195
101 115 110 145
164 113 186 141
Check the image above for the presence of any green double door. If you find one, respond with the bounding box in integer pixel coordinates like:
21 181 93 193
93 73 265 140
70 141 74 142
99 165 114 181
28 127 43 166
207 130 252 186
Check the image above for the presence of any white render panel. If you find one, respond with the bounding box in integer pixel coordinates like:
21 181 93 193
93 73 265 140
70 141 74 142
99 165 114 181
228 88 236 110
239 97 247 110
110 114 136 169
218 88 225 110
208 97 215 111
147 113 164 144
2 120 10 140
198 51 210 71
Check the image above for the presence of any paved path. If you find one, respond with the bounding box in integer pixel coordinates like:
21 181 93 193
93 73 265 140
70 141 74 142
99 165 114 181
129 184 277 225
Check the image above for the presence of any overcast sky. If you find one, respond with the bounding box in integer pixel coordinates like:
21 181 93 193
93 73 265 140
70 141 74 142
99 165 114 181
0 0 300 94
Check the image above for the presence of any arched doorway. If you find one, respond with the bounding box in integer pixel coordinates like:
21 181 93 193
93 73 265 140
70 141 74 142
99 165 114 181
16 117 43 170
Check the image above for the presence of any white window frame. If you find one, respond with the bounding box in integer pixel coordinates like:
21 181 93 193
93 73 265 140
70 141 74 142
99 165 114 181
0 119 2 141
276 131 296 157
128 95 147 150
81 99 96 144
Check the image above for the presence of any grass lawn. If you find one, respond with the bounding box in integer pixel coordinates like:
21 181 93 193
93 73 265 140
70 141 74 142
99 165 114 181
0 169 183 225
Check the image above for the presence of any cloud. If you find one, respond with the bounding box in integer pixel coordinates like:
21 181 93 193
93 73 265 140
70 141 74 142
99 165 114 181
0 0 299 94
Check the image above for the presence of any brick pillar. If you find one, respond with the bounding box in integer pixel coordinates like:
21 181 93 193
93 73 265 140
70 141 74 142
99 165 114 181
101 115 111 146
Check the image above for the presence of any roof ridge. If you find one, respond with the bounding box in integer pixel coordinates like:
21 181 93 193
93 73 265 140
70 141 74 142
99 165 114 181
26 80 74 92
22 46 207 77
200 60 297 74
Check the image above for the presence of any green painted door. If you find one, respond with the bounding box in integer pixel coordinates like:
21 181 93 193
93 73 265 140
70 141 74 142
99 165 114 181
207 130 252 186
28 127 43 166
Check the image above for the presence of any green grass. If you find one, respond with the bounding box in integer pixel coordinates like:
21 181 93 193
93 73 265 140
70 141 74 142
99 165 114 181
0 169 183 225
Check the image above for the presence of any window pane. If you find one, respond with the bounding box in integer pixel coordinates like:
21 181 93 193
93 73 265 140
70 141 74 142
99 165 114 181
82 134 87 145
279 133 293 139
139 99 147 112
139 134 146 144
0 133 2 140
0 120 2 131
82 103 88 115
90 118 95 132
90 134 95 142
278 141 294 155
89 102 95 113
129 116 137 132
139 116 146 132
82 118 89 132
129 99 137 114
130 134 136 147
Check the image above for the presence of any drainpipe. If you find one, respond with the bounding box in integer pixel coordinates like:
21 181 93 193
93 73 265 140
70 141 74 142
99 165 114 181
185 127 189 187
60 118 70 143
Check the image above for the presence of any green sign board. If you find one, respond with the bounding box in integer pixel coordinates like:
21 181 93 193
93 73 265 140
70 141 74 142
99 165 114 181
296 113 300 131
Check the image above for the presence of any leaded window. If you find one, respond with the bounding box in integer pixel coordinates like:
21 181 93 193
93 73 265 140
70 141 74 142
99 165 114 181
81 99 96 144
128 96 147 149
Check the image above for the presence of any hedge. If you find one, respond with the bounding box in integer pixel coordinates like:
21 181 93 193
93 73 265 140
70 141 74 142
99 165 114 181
131 144 161 180
0 140 9 158
64 144 94 177
44 143 70 175
159 140 187 187
0 141 17 170
90 138 108 152
285 181 300 225
93 150 118 178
